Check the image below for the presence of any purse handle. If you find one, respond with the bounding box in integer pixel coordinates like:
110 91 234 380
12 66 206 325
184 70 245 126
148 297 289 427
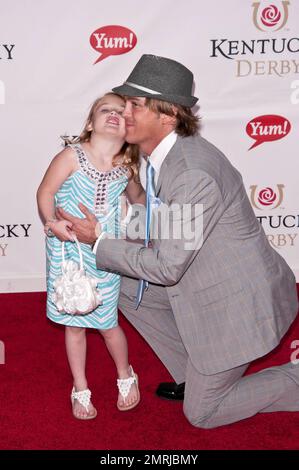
61 235 84 272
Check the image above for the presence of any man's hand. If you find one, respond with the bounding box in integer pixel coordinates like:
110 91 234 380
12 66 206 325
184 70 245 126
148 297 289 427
55 203 101 244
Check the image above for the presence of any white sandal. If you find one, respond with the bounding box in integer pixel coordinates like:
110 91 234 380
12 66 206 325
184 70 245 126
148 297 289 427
71 387 97 420
117 365 140 411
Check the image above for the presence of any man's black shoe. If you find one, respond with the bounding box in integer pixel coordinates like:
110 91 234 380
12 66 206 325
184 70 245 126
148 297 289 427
156 382 185 401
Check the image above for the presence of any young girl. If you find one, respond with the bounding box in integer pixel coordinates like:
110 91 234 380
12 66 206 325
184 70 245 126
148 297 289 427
37 93 145 420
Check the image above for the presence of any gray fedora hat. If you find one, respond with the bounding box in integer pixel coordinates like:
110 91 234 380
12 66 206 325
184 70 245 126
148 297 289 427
112 54 198 108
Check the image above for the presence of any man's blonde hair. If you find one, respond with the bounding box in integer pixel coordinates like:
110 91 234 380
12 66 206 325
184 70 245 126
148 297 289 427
145 98 200 136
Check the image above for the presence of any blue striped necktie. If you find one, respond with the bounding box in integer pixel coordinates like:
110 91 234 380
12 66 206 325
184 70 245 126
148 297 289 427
135 158 155 309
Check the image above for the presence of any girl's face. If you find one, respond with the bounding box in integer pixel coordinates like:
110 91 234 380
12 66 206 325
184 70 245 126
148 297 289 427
91 95 126 139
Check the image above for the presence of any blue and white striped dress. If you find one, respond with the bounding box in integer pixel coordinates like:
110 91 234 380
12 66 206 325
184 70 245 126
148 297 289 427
46 144 129 329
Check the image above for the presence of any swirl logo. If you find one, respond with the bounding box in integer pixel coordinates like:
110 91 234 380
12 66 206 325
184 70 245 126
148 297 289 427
258 187 277 205
250 185 284 210
252 1 290 31
261 5 281 27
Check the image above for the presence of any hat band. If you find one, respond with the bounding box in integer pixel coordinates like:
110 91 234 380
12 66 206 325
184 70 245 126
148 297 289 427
124 81 162 95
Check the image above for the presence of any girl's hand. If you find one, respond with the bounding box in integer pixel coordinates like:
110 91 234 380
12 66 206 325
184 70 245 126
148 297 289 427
44 219 74 241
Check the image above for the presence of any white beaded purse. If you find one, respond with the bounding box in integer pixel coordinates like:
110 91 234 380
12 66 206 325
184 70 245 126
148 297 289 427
52 236 102 315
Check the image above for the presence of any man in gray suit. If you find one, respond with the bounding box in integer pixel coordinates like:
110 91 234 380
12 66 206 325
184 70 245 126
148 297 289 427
58 54 299 428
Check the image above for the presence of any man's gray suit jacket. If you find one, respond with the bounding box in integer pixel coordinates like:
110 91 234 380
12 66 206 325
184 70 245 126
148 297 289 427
96 135 298 375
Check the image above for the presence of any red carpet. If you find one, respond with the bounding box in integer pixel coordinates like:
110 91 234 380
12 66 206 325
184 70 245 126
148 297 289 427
0 287 299 450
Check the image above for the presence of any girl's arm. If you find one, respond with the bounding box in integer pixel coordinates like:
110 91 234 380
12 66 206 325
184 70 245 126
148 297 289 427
36 147 77 241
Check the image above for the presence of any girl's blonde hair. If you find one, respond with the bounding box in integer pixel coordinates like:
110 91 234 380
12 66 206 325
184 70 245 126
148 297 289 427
72 93 140 180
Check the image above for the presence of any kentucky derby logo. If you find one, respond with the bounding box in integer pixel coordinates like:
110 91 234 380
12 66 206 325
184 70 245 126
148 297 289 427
252 1 290 31
250 185 284 210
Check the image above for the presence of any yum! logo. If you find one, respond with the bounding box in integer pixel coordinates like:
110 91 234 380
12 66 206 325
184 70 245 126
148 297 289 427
246 115 291 150
90 25 137 64
252 1 290 32
249 184 285 210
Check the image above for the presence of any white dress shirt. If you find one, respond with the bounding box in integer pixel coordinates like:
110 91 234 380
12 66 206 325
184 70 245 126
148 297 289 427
139 130 177 189
93 131 177 253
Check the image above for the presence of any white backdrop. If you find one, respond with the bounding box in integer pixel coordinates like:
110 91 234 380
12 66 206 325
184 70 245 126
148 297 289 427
0 0 298 292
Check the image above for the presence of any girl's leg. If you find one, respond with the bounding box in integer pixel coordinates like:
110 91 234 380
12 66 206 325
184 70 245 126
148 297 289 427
65 326 96 418
99 325 139 409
